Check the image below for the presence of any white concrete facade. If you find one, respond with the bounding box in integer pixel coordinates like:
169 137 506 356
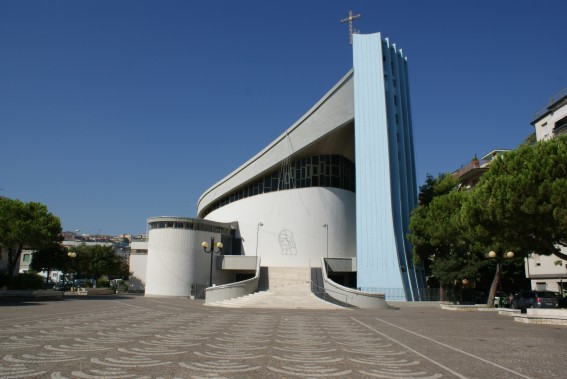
532 88 567 141
194 32 424 300
143 32 424 300
525 254 567 293
143 217 238 297
128 240 147 292
207 187 356 268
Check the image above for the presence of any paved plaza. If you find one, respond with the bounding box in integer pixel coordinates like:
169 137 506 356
1 294 566 378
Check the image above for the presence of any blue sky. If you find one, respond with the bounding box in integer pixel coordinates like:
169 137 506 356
1 1 565 236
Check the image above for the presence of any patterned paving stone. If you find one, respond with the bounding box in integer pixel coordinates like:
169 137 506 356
0 295 566 378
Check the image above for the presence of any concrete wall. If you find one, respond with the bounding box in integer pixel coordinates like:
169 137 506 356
197 71 354 217
353 33 423 299
206 187 356 268
128 254 147 292
144 227 230 297
533 100 567 141
525 252 567 293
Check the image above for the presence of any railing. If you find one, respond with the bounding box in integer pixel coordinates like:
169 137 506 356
453 159 488 178
532 86 567 121
204 257 261 304
311 279 352 308
319 257 394 309
360 287 442 301
554 124 567 137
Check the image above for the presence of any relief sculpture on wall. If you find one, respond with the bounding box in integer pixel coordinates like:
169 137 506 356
278 229 297 255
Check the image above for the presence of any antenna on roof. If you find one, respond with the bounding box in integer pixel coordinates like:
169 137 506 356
340 10 362 45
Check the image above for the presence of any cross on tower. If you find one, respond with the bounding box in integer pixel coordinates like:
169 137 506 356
340 10 361 45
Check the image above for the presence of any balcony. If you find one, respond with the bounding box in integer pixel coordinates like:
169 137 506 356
554 123 567 137
532 86 567 123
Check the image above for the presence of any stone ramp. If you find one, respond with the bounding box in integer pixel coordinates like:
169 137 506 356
206 266 344 310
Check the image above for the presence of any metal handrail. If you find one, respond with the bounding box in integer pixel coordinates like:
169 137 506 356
532 86 567 121
310 279 351 307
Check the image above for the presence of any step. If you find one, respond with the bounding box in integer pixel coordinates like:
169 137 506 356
207 267 343 310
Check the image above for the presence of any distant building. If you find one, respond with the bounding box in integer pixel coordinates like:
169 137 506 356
17 238 115 284
128 236 148 292
531 87 567 141
453 150 509 191
526 87 567 294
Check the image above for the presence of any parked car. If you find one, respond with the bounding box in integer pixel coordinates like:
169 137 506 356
511 290 559 309
53 281 72 291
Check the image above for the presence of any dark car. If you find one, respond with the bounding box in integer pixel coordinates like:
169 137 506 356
511 290 559 310
53 281 72 291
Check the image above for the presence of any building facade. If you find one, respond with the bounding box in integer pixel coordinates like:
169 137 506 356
140 33 425 301
526 87 567 293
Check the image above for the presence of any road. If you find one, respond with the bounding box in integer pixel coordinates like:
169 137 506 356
0 294 565 378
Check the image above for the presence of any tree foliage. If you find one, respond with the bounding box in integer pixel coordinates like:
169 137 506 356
0 198 62 276
30 243 74 286
409 136 567 303
463 135 567 260
69 244 128 280
408 174 495 298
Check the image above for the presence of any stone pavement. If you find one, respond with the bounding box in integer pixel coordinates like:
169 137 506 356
1 294 566 378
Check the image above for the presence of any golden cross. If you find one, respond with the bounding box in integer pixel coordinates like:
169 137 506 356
340 10 361 45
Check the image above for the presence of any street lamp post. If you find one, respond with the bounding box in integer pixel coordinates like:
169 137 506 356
322 224 329 258
487 250 515 307
201 237 223 287
255 222 263 258
66 251 76 291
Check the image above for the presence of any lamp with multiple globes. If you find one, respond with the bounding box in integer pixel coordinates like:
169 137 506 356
201 237 223 287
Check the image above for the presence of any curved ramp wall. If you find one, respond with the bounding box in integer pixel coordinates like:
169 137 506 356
206 187 356 268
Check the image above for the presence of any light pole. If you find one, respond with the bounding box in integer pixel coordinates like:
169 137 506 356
255 222 263 259
488 250 515 307
201 237 223 287
322 224 328 258
66 251 76 291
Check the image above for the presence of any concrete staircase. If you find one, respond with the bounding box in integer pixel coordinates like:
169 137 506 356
206 267 344 310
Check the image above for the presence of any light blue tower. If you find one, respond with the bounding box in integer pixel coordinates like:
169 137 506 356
353 33 425 301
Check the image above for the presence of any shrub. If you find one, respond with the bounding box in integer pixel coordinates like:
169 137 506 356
0 270 10 289
96 278 110 288
9 273 44 290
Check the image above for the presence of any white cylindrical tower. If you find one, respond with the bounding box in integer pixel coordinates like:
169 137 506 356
144 222 197 297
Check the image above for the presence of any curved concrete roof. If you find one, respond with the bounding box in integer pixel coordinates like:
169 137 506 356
197 70 354 217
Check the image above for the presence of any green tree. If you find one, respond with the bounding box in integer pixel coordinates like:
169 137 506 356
0 198 62 276
409 174 491 301
69 244 128 281
30 243 74 288
463 135 567 305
